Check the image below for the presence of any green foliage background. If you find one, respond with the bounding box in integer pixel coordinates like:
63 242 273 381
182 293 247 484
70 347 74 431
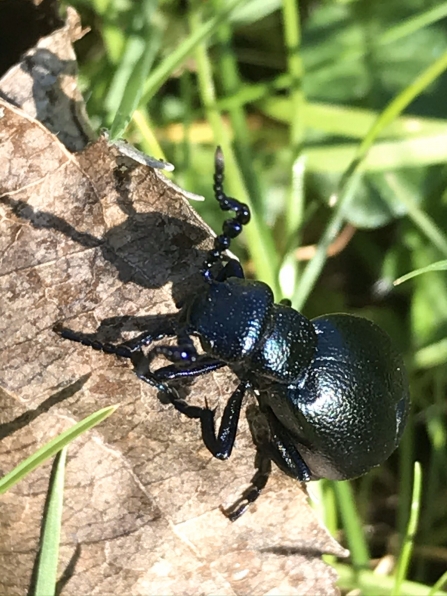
59 0 447 592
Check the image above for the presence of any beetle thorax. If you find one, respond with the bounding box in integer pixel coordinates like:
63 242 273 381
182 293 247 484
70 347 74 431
187 279 318 384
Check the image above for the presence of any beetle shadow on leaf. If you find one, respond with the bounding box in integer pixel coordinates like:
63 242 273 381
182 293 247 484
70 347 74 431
260 544 346 558
0 194 209 307
54 544 82 596
0 192 210 402
0 375 91 441
0 10 64 79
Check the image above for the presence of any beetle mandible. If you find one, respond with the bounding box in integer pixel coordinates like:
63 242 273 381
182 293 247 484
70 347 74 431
55 147 410 520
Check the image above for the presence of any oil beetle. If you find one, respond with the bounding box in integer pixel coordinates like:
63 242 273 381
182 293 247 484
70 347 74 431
55 147 410 520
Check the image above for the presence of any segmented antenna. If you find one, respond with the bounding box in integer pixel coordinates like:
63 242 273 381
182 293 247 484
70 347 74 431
201 147 250 281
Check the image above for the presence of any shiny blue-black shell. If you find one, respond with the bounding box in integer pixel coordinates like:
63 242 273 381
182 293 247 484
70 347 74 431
186 277 409 481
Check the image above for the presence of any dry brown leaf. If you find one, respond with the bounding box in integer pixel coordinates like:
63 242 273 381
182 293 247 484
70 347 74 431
0 5 347 595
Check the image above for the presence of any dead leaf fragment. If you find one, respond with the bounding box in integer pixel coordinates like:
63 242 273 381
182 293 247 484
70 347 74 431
0 4 92 151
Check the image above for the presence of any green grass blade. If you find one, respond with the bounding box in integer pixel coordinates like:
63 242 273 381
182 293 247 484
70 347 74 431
281 0 306 299
334 480 370 571
231 0 280 24
34 448 67 596
217 72 292 111
379 3 447 47
398 409 415 542
394 261 447 285
336 563 444 596
216 2 447 117
217 3 447 118
281 0 305 166
212 0 267 217
385 187 447 258
320 480 338 567
141 0 247 102
104 35 146 118
392 462 423 596
0 405 117 494
190 5 280 295
132 108 170 167
260 98 447 140
303 134 447 172
417 371 447 580
428 570 447 596
109 28 161 139
292 48 447 310
414 339 447 369
279 154 306 298
358 49 447 160
292 168 362 310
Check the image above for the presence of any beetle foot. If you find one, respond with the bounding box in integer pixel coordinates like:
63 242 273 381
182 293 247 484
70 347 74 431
221 450 272 521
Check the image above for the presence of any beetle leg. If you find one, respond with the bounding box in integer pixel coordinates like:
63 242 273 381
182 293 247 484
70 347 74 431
266 412 312 482
223 425 311 521
135 354 249 461
119 321 177 352
221 448 272 521
147 357 227 381
53 323 134 358
145 342 199 366
53 322 177 357
140 370 248 459
171 376 248 460
199 379 250 459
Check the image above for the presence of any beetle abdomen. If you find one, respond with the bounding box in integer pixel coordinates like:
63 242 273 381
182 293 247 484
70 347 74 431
300 314 409 479
265 314 410 480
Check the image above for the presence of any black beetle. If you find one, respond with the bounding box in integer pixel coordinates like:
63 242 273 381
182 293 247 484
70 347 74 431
55 147 410 520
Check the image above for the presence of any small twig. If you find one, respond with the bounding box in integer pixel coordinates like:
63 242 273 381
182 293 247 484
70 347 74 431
295 224 356 261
